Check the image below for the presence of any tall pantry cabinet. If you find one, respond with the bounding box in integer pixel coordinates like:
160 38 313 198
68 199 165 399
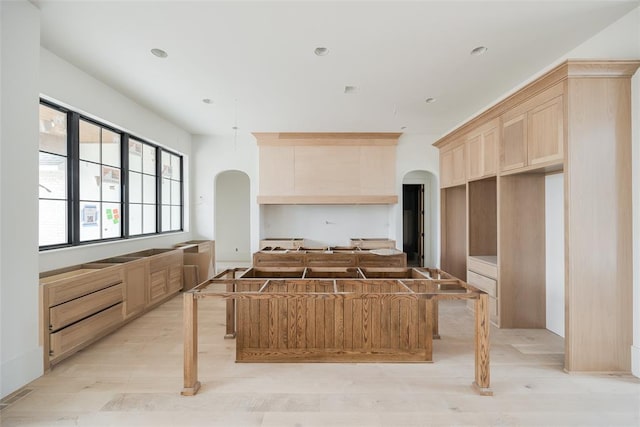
435 60 640 372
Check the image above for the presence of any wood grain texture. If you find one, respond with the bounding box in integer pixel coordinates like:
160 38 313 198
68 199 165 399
440 186 467 281
565 77 633 372
181 293 200 396
253 132 400 146
468 177 497 257
498 174 545 328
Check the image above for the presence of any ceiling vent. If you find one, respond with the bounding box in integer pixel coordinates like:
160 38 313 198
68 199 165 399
344 85 358 94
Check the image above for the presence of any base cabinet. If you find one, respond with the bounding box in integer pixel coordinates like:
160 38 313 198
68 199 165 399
40 248 184 370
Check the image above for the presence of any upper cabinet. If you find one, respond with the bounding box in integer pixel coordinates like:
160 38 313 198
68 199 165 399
440 142 465 188
500 83 564 173
255 133 400 204
466 119 498 180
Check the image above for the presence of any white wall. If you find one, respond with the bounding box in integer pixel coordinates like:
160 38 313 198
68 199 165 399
395 134 441 267
38 48 193 272
262 204 393 247
545 173 564 337
215 171 251 261
191 133 260 254
1 0 42 398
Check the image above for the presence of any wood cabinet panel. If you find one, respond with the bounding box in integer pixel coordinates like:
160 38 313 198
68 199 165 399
44 267 123 307
467 271 497 297
501 114 527 171
49 303 123 363
259 146 295 196
149 270 168 303
466 135 483 180
359 145 396 195
123 260 148 319
483 128 498 175
440 149 454 188
451 145 465 185
256 133 399 203
440 143 465 188
49 283 123 331
528 96 563 165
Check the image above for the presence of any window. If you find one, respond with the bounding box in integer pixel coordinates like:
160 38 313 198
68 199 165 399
128 138 157 235
39 104 69 246
161 150 182 232
38 100 184 249
79 119 122 241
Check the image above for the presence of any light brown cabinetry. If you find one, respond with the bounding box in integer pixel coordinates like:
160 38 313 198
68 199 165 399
500 83 564 173
434 60 640 373
466 120 498 180
40 264 125 369
256 133 400 204
41 247 184 370
440 143 465 188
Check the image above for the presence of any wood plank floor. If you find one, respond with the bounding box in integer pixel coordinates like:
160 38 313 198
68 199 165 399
2 295 639 426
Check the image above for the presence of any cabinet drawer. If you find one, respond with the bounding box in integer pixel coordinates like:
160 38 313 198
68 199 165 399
467 257 497 279
467 270 497 297
47 268 123 306
49 283 123 331
50 303 123 362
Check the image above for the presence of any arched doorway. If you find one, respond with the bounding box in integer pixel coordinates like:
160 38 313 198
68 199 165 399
402 170 437 267
214 170 250 262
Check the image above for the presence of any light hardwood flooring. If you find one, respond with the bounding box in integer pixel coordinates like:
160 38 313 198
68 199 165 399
2 293 639 426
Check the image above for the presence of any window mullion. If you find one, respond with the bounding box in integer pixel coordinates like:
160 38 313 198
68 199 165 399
122 134 129 238
156 146 162 233
69 112 80 245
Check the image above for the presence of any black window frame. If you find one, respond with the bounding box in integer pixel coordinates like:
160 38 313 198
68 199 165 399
38 99 184 251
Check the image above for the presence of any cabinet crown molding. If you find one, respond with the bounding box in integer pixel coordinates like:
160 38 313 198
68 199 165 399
254 132 401 146
433 59 640 150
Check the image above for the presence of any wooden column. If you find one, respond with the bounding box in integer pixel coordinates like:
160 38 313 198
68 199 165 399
473 293 492 396
181 292 200 396
225 281 236 338
424 298 434 360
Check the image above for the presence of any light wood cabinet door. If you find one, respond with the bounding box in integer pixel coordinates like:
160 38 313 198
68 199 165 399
466 135 483 180
501 113 527 171
467 125 498 180
440 149 453 188
528 95 563 165
483 127 498 176
451 144 465 185
149 270 168 304
123 260 148 319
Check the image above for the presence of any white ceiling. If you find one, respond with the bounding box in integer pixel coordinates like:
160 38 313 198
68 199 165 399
33 0 639 138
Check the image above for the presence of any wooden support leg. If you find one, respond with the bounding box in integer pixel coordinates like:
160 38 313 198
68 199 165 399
424 298 434 362
181 292 201 396
432 299 440 339
225 281 236 339
473 293 492 396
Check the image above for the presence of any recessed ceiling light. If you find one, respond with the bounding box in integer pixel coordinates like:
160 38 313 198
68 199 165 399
400 126 407 130
344 85 358 94
151 48 168 58
314 47 329 56
425 97 436 104
202 98 213 104
232 126 238 130
470 46 488 56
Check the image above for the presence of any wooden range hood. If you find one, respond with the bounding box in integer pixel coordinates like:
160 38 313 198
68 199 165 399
255 132 400 205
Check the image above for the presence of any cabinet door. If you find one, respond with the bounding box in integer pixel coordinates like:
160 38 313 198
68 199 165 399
451 144 466 185
466 135 483 180
528 95 563 166
483 127 498 176
168 264 183 293
440 149 453 188
501 114 527 171
123 261 148 319
149 270 168 304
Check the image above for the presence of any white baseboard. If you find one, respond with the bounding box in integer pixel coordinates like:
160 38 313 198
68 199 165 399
1 346 42 399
